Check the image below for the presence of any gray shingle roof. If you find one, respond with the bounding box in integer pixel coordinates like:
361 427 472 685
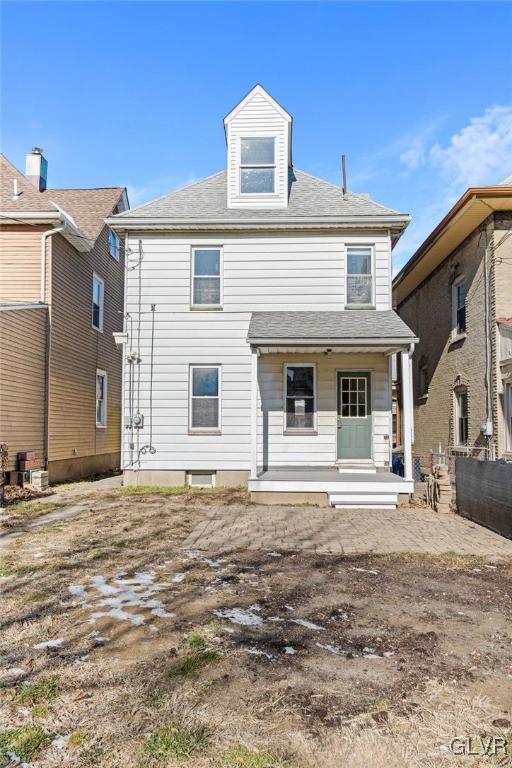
114 168 407 223
247 310 417 342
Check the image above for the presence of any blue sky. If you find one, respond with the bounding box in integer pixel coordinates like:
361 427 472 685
2 1 512 270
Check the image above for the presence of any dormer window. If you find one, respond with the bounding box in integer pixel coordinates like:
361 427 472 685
240 137 275 194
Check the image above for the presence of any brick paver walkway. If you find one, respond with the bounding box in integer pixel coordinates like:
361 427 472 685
183 505 512 556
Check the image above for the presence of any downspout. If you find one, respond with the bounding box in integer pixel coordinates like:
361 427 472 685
40 222 65 471
408 342 415 446
40 224 65 303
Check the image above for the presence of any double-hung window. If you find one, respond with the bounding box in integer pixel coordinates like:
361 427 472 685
285 364 316 431
452 278 467 336
455 389 469 445
240 137 275 194
92 273 104 331
191 248 222 308
190 365 221 431
96 369 107 428
346 246 373 306
108 229 120 261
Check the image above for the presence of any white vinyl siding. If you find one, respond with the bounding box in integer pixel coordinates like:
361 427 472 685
123 232 393 471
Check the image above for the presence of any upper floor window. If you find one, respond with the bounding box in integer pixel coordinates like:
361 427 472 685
96 369 107 428
346 246 373 307
92 273 104 332
108 229 120 261
240 137 275 194
191 248 222 308
452 277 467 337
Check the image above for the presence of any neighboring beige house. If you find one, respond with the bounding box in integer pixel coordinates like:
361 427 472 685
393 179 512 471
0 149 128 482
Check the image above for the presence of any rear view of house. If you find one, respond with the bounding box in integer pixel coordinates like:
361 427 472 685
108 86 418 508
0 149 128 483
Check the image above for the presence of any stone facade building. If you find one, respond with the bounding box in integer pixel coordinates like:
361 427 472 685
393 180 512 471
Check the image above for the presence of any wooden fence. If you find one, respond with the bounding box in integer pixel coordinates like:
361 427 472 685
455 458 512 538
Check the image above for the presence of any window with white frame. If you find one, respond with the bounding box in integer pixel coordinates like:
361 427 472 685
452 277 467 336
240 137 275 194
96 369 107 427
505 382 512 451
285 364 316 430
191 248 222 307
108 229 120 260
346 246 373 306
92 273 104 331
190 365 221 431
455 388 469 445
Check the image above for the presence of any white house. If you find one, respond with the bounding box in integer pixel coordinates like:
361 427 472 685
108 85 417 508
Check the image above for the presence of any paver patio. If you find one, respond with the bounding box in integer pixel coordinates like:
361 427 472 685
183 505 512 556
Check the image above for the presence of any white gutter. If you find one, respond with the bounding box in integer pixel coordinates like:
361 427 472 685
40 225 65 302
106 215 411 230
248 336 419 346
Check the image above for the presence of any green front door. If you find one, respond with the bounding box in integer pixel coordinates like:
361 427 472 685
337 372 372 460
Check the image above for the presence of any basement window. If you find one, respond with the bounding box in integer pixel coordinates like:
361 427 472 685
187 471 216 488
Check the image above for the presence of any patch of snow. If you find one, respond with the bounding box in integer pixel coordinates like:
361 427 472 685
149 625 159 634
284 646 297 655
363 653 381 659
0 667 26 679
151 607 175 618
246 647 273 660
34 638 64 649
90 608 145 626
183 549 201 559
363 646 376 654
68 584 87 596
383 651 395 657
5 750 27 766
351 567 379 575
34 552 45 559
73 655 90 666
484 564 497 570
249 603 261 612
268 552 282 557
316 643 348 656
52 734 70 750
172 572 186 583
213 608 263 626
203 558 226 568
268 616 284 623
285 605 294 611
291 618 325 631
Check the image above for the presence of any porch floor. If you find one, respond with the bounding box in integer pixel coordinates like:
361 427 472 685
255 467 402 484
248 466 414 508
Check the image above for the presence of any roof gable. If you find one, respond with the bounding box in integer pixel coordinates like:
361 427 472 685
223 84 292 127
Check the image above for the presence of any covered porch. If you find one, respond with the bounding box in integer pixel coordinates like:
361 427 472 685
247 311 417 508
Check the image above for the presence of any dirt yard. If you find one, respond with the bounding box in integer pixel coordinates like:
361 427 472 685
1 487 511 767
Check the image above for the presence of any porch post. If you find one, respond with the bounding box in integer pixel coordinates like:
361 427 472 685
250 346 259 479
400 348 413 482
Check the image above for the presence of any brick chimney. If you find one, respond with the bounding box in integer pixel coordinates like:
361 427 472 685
25 147 48 192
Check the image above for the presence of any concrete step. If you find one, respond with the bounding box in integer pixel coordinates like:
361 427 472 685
329 492 398 509
337 462 377 475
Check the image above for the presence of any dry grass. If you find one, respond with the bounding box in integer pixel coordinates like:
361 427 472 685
0 488 511 767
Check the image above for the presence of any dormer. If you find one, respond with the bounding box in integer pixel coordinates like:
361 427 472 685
224 85 292 209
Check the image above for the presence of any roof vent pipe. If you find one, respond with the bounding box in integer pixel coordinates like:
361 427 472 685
341 155 348 199
25 147 48 192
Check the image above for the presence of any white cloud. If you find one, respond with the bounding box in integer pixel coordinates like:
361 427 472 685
430 105 512 189
399 136 428 171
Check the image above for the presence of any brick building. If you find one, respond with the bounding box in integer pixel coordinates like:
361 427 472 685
393 179 512 471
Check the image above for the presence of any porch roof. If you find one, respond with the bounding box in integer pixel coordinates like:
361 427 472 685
247 310 418 348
